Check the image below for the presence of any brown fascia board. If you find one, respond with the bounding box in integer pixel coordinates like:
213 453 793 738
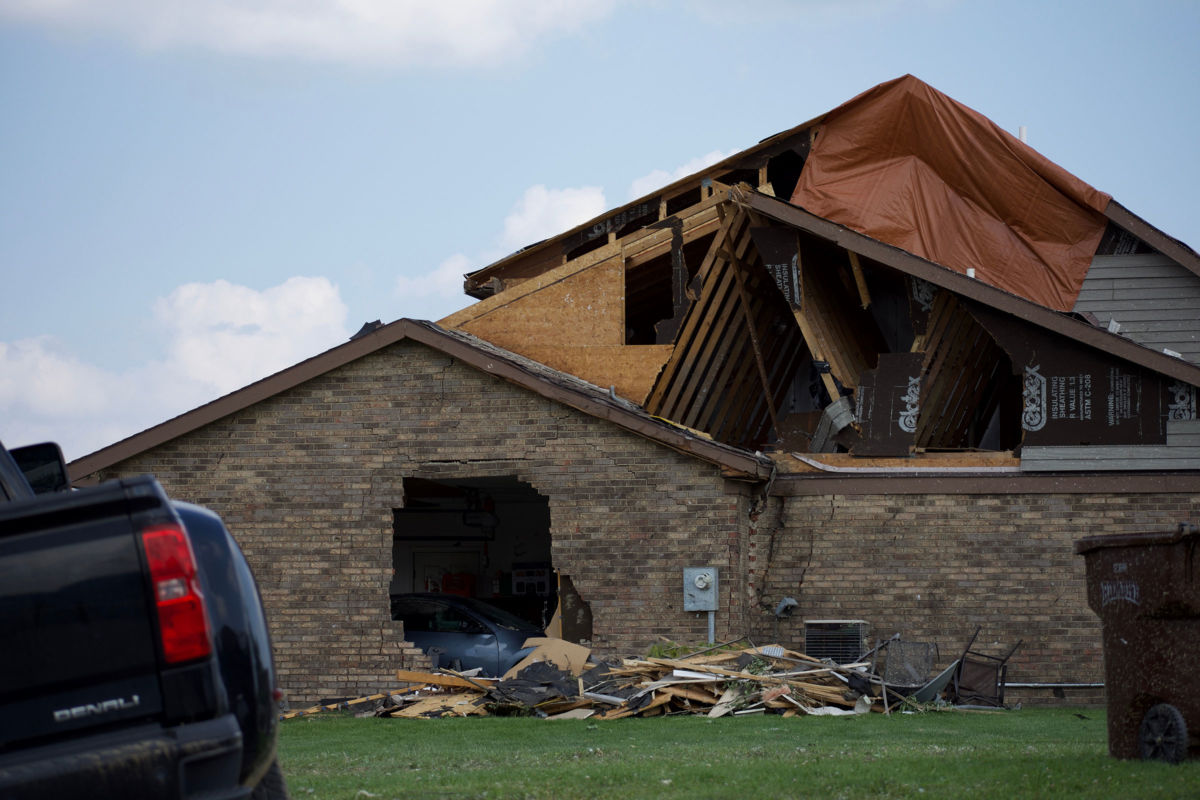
774 471 1200 496
69 319 772 483
1104 200 1200 278
735 188 1200 388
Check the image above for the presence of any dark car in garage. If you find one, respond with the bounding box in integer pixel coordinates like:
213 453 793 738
390 593 544 677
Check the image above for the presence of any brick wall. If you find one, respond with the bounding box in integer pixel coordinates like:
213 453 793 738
91 336 1199 707
97 340 745 704
747 491 1200 705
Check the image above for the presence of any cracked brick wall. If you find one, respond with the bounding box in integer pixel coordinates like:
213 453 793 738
747 492 1199 705
94 340 749 703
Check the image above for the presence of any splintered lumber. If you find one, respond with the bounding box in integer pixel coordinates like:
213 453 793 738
389 693 487 718
546 708 594 720
535 698 593 715
395 669 497 690
708 686 741 718
288 641 898 722
660 685 720 705
281 691 401 719
644 657 860 686
596 690 673 720
848 250 872 308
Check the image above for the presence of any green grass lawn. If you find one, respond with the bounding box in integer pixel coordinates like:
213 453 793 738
278 708 1199 799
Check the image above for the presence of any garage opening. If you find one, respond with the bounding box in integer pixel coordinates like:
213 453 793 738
391 476 589 643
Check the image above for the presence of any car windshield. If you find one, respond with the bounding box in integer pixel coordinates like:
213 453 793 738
457 597 540 631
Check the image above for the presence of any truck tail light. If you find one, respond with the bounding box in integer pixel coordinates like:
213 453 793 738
142 525 212 664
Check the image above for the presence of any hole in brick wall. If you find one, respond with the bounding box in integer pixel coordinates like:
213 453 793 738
392 476 557 632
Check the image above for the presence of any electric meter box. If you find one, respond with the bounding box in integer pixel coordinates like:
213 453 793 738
683 567 719 611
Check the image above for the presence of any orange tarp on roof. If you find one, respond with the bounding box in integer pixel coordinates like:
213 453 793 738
791 75 1111 311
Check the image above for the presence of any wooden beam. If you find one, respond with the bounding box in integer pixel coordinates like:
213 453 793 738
395 670 496 689
735 187 1200 387
728 253 781 437
793 243 841 400
645 208 742 414
848 250 872 309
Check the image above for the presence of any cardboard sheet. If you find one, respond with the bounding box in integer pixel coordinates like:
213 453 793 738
792 75 1111 311
502 637 592 679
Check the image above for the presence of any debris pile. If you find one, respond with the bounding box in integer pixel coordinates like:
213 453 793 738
284 640 914 721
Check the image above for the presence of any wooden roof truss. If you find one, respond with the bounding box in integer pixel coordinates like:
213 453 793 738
644 205 805 449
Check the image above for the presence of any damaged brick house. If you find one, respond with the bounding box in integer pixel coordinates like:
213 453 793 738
71 76 1200 705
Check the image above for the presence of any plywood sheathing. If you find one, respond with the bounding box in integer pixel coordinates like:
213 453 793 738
645 205 805 449
510 345 672 406
450 256 626 350
440 244 623 330
441 194 720 345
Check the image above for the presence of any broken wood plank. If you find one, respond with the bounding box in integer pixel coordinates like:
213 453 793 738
848 250 872 309
389 693 487 718
545 707 595 720
660 685 720 705
594 691 672 721
535 698 594 715
395 669 497 690
708 686 741 718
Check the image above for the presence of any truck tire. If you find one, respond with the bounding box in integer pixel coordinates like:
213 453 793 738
251 758 290 800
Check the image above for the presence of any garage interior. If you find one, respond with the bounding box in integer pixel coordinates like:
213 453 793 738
391 476 570 635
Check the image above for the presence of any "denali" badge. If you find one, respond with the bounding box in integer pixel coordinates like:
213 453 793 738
53 695 141 723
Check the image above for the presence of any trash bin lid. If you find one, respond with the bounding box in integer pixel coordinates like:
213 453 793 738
1075 523 1198 555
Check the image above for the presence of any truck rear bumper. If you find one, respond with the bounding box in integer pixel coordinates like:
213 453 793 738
0 714 248 800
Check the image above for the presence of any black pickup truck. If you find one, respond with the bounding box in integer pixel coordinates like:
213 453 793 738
0 440 287 799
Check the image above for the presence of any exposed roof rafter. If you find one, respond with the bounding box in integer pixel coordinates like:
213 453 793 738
732 186 1200 388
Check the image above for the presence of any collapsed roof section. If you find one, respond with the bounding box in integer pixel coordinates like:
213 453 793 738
68 77 1200 482
465 75 1198 309
443 77 1200 469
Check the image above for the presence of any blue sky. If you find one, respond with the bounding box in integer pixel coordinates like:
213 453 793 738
2 0 1198 460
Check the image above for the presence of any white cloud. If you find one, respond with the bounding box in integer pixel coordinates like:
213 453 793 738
628 149 735 200
0 277 350 461
0 335 162 461
396 183 607 318
154 276 348 394
393 253 475 319
687 0 910 26
0 337 116 420
500 184 607 251
0 0 618 67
